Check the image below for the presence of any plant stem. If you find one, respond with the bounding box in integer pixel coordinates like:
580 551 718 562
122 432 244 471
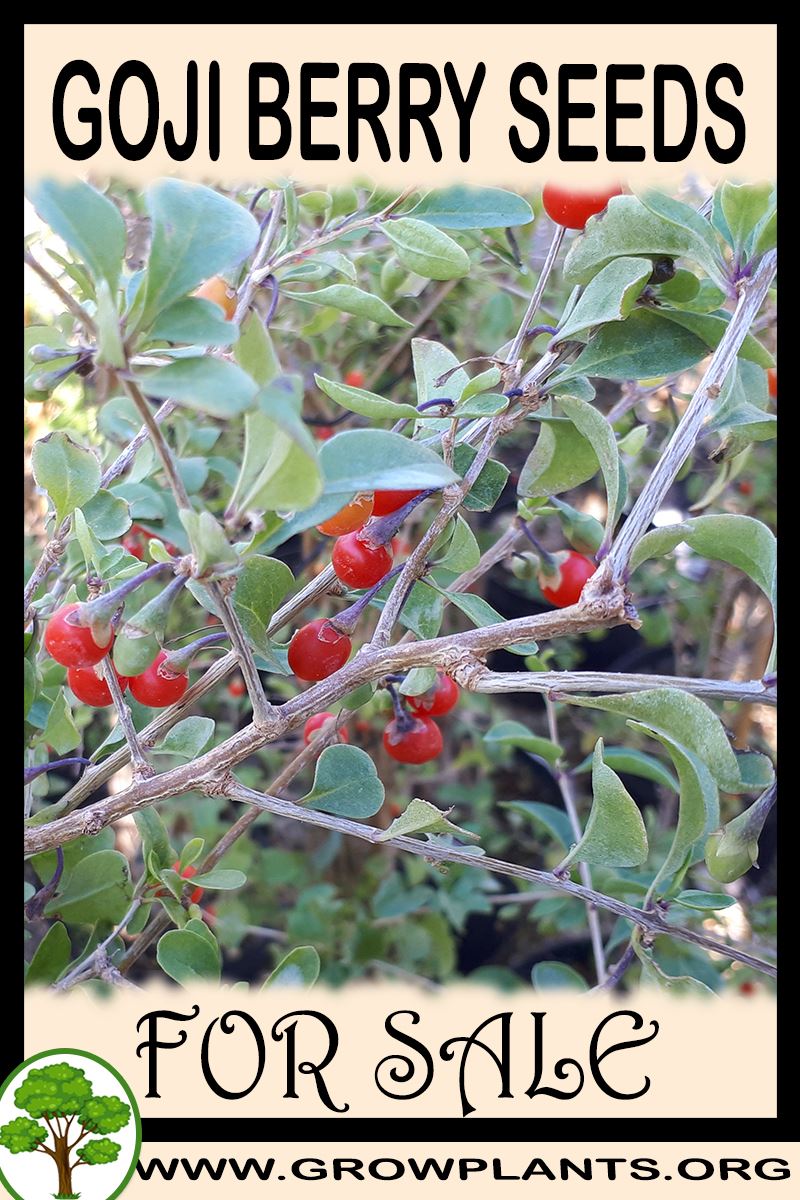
506 225 565 370
102 660 152 780
546 697 607 985
604 251 777 577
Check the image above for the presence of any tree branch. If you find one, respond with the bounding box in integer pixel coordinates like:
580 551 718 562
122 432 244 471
469 670 777 706
215 780 777 979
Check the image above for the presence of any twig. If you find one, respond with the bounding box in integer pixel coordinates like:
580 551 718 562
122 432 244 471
24 249 97 337
54 896 143 990
470 670 777 706
213 781 777 979
233 192 285 325
55 566 340 815
506 225 565 371
102 660 153 780
24 594 633 854
604 251 777 579
546 697 606 984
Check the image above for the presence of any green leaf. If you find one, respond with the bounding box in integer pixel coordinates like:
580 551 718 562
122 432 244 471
555 257 652 343
112 630 159 678
134 808 173 872
634 940 715 996
44 850 133 924
567 688 741 793
180 509 238 574
736 751 775 793
555 392 623 544
375 797 479 843
232 555 294 653
190 869 247 890
235 310 281 386
31 432 101 525
25 922 71 988
226 376 322 515
433 515 480 573
409 185 533 229
141 179 259 325
674 890 736 912
718 181 774 255
263 946 321 989
133 356 257 417
501 802 574 850
318 429 459 494
148 297 239 346
558 739 648 870
657 309 773 368
412 338 470 409
284 284 410 327
563 194 725 289
382 217 470 280
397 582 444 640
574 746 678 792
156 928 221 986
300 745 385 817
44 690 80 755
154 717 215 760
315 374 420 421
398 666 438 697
452 443 509 511
531 961 587 991
29 178 126 290
630 515 775 665
518 417 599 499
95 278 126 368
483 720 562 765
81 490 131 541
558 308 709 383
630 723 719 892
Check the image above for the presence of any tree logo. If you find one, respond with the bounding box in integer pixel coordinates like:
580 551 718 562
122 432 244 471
0 1049 141 1200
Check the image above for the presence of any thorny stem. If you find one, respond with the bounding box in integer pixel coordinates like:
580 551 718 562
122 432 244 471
470 670 776 706
233 192 285 325
102 659 153 780
546 698 607 985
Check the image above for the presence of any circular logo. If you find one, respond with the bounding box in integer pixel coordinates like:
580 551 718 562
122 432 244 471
0 1049 141 1200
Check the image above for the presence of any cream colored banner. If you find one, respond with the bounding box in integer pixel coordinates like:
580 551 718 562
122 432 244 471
129 1143 795 1196
24 23 776 186
25 985 776 1120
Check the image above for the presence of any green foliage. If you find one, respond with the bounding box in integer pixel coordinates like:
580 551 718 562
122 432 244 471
23 175 777 997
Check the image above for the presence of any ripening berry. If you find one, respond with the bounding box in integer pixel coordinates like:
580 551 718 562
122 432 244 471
44 603 113 668
407 673 459 716
371 490 423 517
344 369 366 388
539 552 596 608
193 276 236 320
541 182 624 231
332 531 393 588
383 715 443 764
67 663 130 707
303 712 350 745
288 618 352 682
129 651 189 707
317 493 374 537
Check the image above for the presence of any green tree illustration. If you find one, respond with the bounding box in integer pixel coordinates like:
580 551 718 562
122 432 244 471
0 1062 131 1197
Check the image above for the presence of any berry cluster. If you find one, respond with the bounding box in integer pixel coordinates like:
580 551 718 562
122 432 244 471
45 604 189 708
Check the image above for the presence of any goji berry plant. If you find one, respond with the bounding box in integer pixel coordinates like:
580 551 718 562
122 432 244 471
24 177 777 996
